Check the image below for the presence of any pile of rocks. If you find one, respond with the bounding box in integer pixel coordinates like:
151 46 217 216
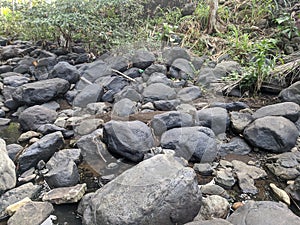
1 38 300 225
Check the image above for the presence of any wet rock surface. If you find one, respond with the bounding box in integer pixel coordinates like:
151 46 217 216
0 42 300 225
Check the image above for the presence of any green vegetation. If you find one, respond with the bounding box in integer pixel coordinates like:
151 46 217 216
0 0 299 94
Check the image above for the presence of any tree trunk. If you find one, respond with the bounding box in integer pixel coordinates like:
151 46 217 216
207 0 218 34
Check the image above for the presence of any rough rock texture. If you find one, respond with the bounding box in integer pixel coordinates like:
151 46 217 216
0 138 16 193
12 78 70 105
82 154 202 225
177 86 202 102
18 131 64 173
7 201 54 225
185 219 233 225
218 137 252 156
103 120 155 162
49 61 80 83
161 126 217 162
229 111 253 134
243 116 298 153
112 98 137 117
279 81 300 104
73 83 104 107
132 49 155 69
143 83 176 102
228 200 300 225
19 105 58 131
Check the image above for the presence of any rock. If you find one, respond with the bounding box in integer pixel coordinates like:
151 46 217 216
12 78 70 105
146 72 173 86
36 124 70 137
228 200 300 225
19 105 57 131
18 131 64 173
132 49 156 69
104 55 130 72
114 86 142 102
3 75 30 87
0 138 16 193
197 107 229 136
143 83 176 102
171 58 195 80
161 126 217 163
185 218 233 225
218 137 252 156
41 101 60 111
200 184 229 199
0 118 11 126
229 111 253 134
73 83 104 107
193 163 213 175
74 118 104 136
214 169 236 189
162 47 191 66
253 102 300 122
266 152 300 180
44 158 79 188
6 144 23 161
46 148 81 170
5 197 32 216
1 45 21 60
86 102 111 115
210 102 249 111
82 154 201 225
103 120 155 162
42 183 87 204
0 65 13 73
231 160 267 195
77 192 94 216
18 131 41 142
49 61 79 83
244 116 298 153
7 201 54 225
286 176 300 203
153 99 181 111
150 111 194 136
0 183 41 217
279 81 300 104
194 195 230 220
177 86 202 102
270 183 290 205
112 98 137 117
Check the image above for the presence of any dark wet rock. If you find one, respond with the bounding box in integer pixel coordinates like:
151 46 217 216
150 111 194 136
194 195 230 220
171 58 195 80
3 75 30 87
104 55 130 72
162 47 191 66
114 86 142 102
7 201 53 225
253 102 300 122
112 98 137 117
143 83 176 102
193 163 213 175
123 67 143 79
200 184 230 199
230 111 253 134
218 137 252 156
144 64 167 76
73 84 104 107
214 169 236 189
0 139 16 193
244 116 298 153
132 49 155 69
161 126 217 162
153 99 181 111
6 144 23 161
42 183 87 204
18 131 64 173
210 101 249 111
232 160 267 195
279 81 300 104
44 158 79 188
185 218 233 225
49 61 80 83
76 60 111 90
266 152 300 180
103 120 155 162
197 107 229 136
0 183 41 217
228 200 300 225
177 86 202 102
1 45 21 60
82 154 202 225
0 65 13 74
37 124 70 137
30 57 57 80
12 78 70 105
19 105 57 131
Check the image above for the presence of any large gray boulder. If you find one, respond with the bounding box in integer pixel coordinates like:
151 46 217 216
244 116 298 153
177 86 202 102
49 61 80 83
18 131 64 173
82 154 202 225
253 102 300 122
0 139 16 193
103 120 155 162
228 200 300 225
73 83 104 108
161 126 218 162
112 98 137 117
12 78 70 105
19 105 58 131
132 49 156 69
279 81 300 104
143 83 176 102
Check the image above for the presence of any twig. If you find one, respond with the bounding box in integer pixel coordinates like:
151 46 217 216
80 76 93 85
112 69 136 82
